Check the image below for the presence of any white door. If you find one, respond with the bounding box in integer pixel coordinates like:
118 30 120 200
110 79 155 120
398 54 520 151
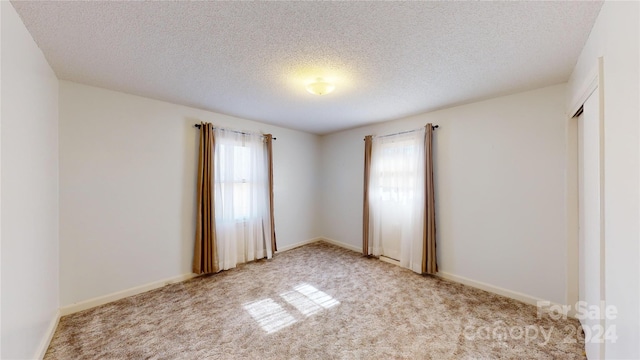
577 89 604 360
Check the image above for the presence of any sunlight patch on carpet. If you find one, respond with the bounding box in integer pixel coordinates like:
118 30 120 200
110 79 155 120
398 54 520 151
244 284 340 334
293 283 340 310
280 290 323 316
243 298 297 334
280 283 340 317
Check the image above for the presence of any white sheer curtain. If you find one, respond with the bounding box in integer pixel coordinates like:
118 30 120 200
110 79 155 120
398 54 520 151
369 128 425 273
214 129 273 271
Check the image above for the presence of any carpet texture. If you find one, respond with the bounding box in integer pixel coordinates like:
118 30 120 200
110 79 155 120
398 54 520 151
46 241 585 359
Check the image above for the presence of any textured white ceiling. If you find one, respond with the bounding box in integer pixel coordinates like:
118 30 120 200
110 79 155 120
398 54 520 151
12 1 602 134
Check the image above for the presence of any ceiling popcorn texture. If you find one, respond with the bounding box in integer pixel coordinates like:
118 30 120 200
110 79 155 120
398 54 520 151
12 1 602 134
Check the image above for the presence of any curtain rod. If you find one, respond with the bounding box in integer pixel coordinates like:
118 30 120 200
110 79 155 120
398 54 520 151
365 124 439 140
194 124 276 140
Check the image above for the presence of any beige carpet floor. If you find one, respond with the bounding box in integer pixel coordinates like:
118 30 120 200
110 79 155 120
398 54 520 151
46 241 585 359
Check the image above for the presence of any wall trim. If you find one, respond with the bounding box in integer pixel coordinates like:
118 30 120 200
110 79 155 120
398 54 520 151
565 114 579 312
318 237 362 253
437 271 544 306
437 271 576 318
379 255 401 266
59 238 336 317
34 309 60 359
57 238 575 325
60 273 199 316
313 237 577 318
277 237 361 254
276 237 325 253
568 63 598 117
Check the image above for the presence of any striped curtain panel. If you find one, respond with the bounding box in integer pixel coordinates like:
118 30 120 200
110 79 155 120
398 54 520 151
193 122 219 274
422 124 437 274
362 135 373 255
265 134 277 253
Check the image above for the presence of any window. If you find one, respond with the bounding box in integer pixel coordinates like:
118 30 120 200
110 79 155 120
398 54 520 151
212 128 273 270
217 143 253 221
368 128 425 271
215 134 268 224
193 124 276 274
375 140 420 203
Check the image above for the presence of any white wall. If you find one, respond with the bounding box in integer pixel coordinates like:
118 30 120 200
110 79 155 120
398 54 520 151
319 84 569 305
568 2 640 358
1 2 60 359
59 82 320 306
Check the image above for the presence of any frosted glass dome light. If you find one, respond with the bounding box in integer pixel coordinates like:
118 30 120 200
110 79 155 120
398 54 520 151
306 79 335 96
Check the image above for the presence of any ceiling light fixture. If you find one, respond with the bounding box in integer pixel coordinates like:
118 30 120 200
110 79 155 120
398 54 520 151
306 78 335 96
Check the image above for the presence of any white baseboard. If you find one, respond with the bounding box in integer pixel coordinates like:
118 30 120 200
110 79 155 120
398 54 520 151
379 255 400 266
60 273 199 316
59 237 349 317
276 236 361 254
437 271 575 318
437 271 545 306
276 237 325 253
58 239 570 323
34 309 60 359
286 239 575 318
317 237 362 253
309 238 574 318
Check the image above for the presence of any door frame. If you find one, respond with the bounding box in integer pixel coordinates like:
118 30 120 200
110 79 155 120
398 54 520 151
566 57 605 359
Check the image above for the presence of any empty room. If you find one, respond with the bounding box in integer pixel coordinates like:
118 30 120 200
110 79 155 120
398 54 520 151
1 1 639 359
